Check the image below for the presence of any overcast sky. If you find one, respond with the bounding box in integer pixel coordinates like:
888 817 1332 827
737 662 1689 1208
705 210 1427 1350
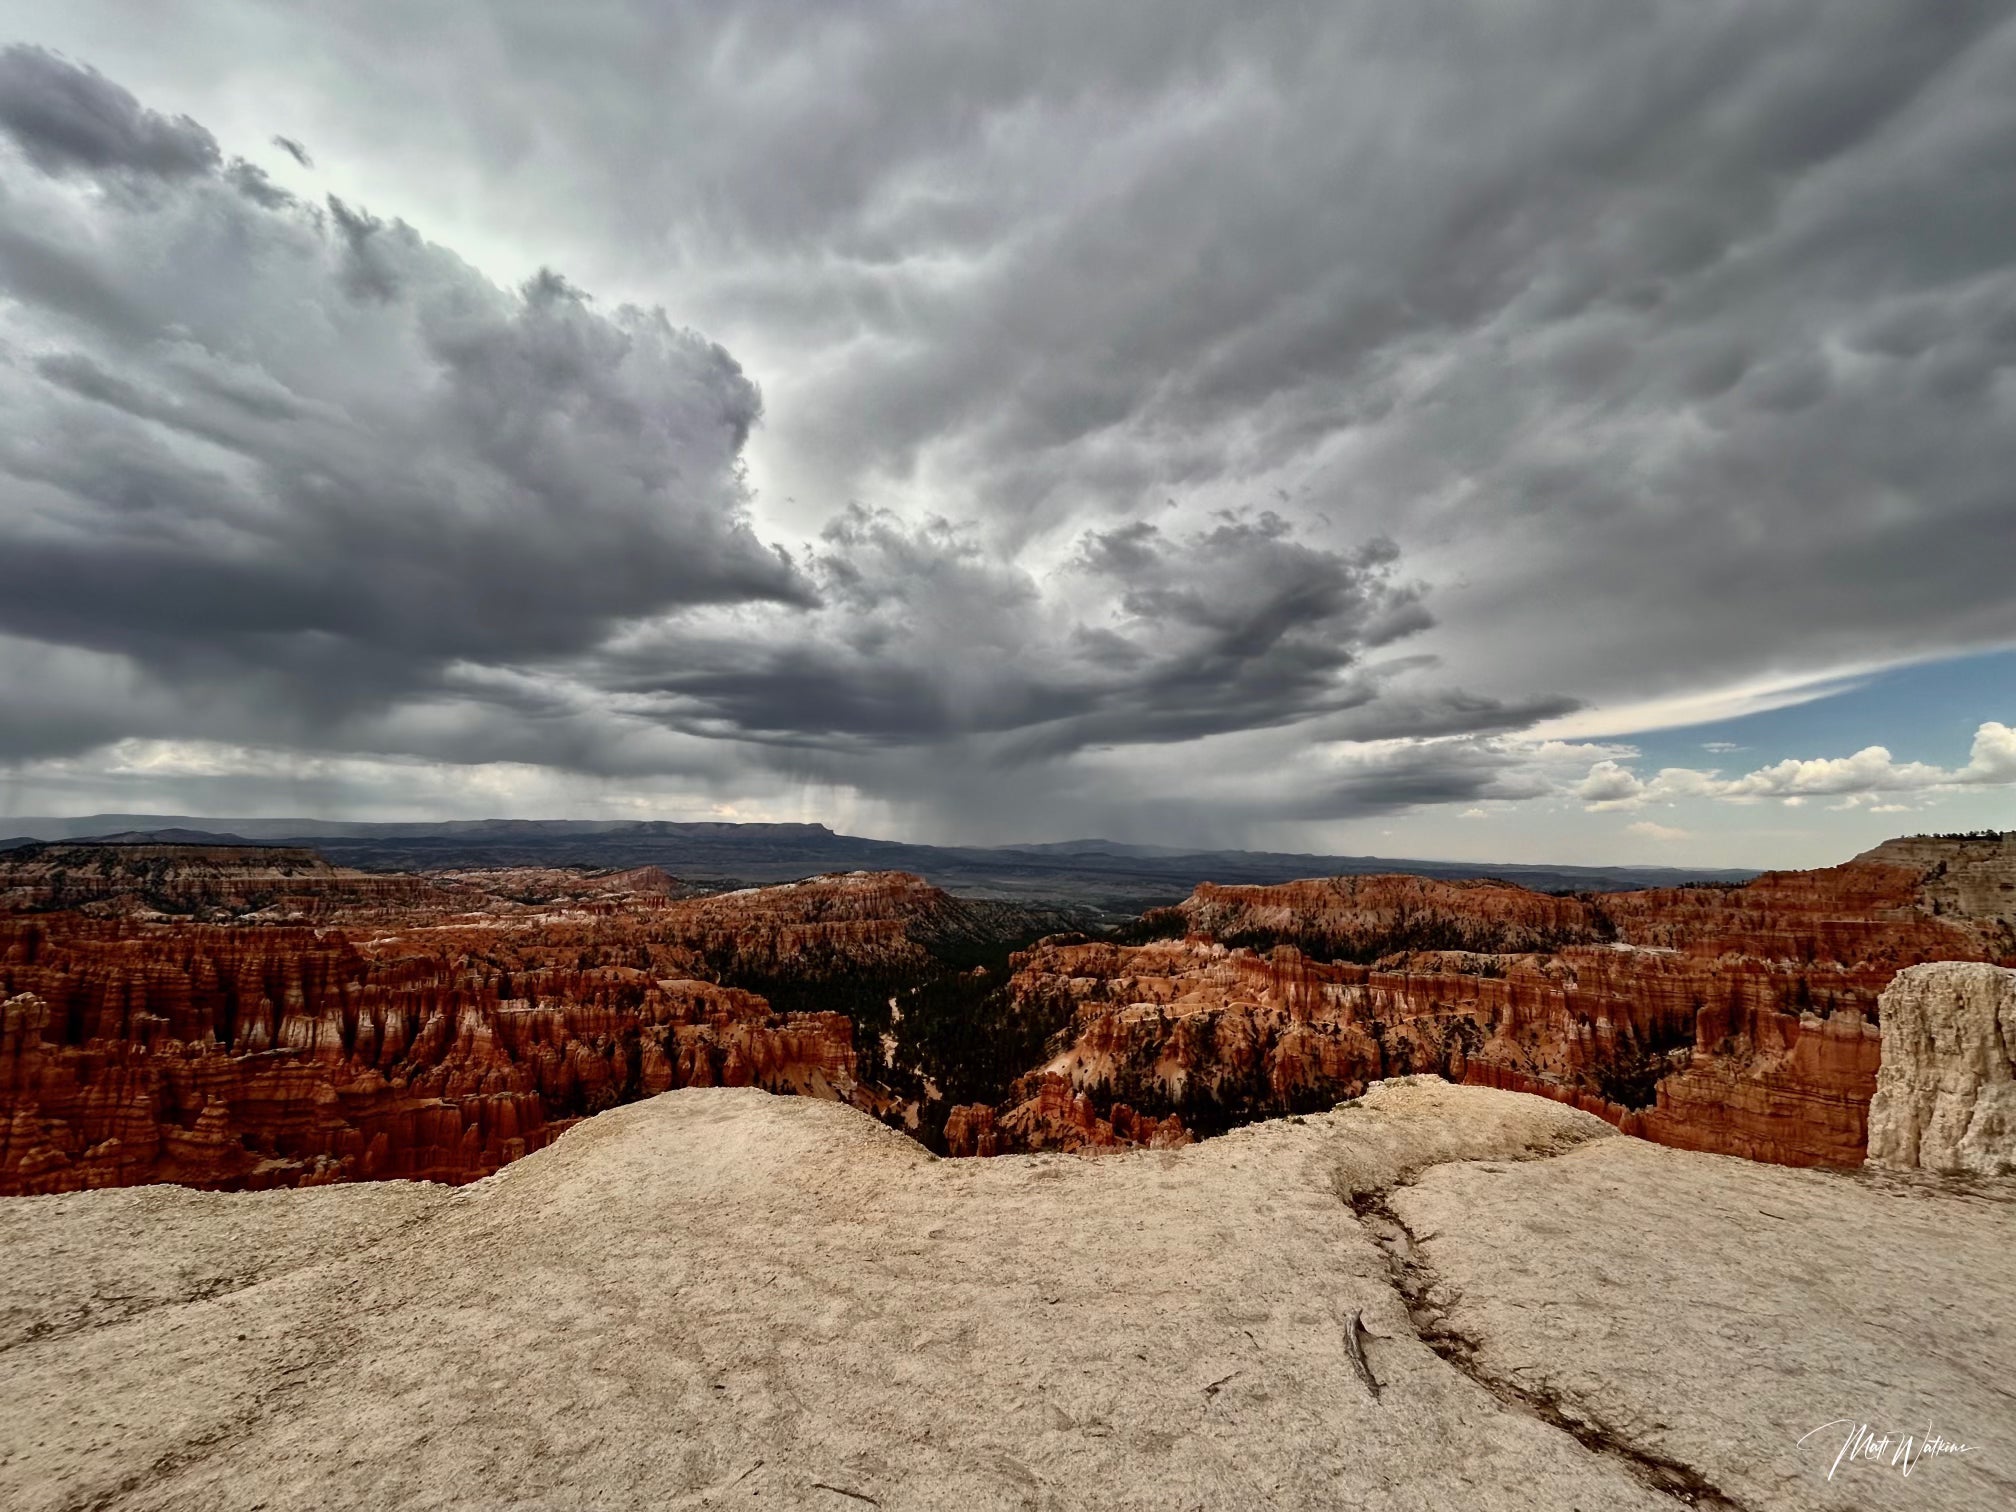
0 2 2012 867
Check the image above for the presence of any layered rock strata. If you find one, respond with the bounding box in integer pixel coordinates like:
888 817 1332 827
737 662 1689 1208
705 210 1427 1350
1866 960 2016 1174
0 856 1081 1192
980 838 2013 1164
0 843 447 917
0 945 857 1193
7 835 2013 1183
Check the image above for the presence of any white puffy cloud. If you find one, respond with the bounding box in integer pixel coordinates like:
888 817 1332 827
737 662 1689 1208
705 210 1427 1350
1961 720 2016 783
1576 721 2016 811
1575 761 1645 806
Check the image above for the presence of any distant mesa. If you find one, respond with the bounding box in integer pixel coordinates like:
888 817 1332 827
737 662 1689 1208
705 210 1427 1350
0 812 1758 912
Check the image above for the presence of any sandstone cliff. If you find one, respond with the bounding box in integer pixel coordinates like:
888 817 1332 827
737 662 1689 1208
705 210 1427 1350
1866 960 2016 1175
1176 873 1606 957
979 836 2015 1164
1854 832 2016 946
0 926 860 1193
8 834 2012 1184
0 860 1079 1192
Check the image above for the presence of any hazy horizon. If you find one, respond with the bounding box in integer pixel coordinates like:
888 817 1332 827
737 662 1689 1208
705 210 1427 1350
7 806 1976 876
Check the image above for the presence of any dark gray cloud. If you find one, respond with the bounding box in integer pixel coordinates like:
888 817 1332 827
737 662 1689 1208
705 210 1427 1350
0 43 217 178
596 504 1452 764
0 44 807 759
0 7 2012 848
256 0 2007 708
0 40 1494 833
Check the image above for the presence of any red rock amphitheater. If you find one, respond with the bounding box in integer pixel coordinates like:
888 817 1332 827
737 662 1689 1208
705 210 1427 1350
2 834 2010 1191
0 855 957 1192
950 836 2016 1164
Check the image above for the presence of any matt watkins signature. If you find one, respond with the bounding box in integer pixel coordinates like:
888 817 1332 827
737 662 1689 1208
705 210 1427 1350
1797 1419 1974 1482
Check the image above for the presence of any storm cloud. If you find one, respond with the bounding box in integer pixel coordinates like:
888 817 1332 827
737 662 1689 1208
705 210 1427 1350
115 0 2011 711
1 6 2014 854
0 45 807 745
0 44 217 178
602 509 1443 759
0 38 1511 833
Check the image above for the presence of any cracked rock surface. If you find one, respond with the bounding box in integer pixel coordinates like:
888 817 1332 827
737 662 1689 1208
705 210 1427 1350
1391 1136 2016 1511
0 1079 2006 1510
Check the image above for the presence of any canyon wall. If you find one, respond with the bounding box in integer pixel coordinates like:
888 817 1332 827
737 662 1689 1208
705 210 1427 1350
0 861 1044 1193
0 914 861 1193
964 839 2013 1164
6 835 2011 1186
1175 874 1606 956
0 843 449 916
0 849 1084 1192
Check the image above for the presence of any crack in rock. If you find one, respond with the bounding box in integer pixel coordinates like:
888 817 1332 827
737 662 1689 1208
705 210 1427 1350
810 1483 881 1506
1349 1183 1753 1511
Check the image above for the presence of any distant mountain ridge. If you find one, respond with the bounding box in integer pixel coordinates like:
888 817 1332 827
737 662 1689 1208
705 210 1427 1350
0 814 1759 914
0 814 839 842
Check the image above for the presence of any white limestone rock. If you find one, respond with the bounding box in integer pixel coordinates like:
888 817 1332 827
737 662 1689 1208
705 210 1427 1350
1867 960 2016 1175
5 1080 2011 1511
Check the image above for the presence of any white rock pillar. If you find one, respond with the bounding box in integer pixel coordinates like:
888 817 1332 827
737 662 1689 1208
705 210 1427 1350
1867 961 2016 1175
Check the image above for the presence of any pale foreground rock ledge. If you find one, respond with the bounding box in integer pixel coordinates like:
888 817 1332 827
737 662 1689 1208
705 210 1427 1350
1868 961 2016 1176
2 1081 2010 1512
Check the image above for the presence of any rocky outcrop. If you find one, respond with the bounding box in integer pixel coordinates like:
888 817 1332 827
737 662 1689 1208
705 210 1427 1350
5 1082 2011 1511
940 1100 1003 1157
1635 999 1881 1166
992 930 1892 1162
423 864 695 912
945 1073 1191 1155
1855 833 2016 948
657 869 1074 983
7 834 2012 1184
1866 961 2016 1174
0 944 861 1194
995 935 1682 1147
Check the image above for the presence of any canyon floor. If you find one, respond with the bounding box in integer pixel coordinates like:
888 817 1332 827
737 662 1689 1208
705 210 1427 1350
4 1079 2009 1512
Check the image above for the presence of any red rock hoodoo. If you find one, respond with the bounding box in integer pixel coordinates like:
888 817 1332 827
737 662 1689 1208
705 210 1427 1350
4 834 2010 1185
976 837 2014 1164
0 853 1003 1192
